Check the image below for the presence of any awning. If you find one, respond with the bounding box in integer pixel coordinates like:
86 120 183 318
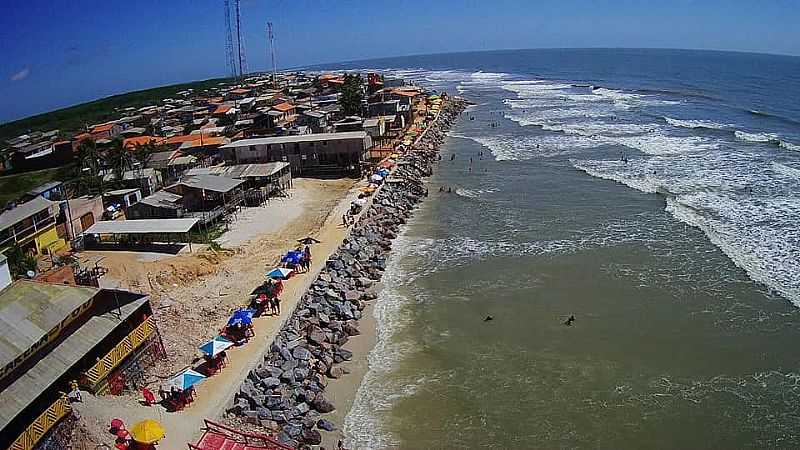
84 218 199 235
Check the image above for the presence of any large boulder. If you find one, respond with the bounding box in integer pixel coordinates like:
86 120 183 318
302 429 323 446
307 326 327 346
317 418 336 432
292 346 312 361
312 394 335 413
261 377 281 390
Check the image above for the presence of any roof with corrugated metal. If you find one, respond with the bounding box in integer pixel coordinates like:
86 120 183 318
0 285 148 431
185 162 290 179
173 174 244 193
220 131 367 148
84 218 198 234
0 281 98 370
0 196 55 232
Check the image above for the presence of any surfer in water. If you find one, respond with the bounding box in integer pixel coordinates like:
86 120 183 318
564 315 575 326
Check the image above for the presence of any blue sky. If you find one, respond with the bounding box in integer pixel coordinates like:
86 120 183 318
1 0 799 123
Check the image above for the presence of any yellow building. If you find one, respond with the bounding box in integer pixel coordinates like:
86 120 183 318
0 196 66 257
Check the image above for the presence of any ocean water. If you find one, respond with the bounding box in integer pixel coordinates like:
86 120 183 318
323 49 800 449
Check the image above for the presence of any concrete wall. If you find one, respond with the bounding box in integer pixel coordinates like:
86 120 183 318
0 257 11 291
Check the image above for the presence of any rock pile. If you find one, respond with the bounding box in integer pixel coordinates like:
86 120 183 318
227 96 469 448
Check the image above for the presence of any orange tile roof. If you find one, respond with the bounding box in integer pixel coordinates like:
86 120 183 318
210 96 224 103
123 136 163 148
165 134 202 145
273 102 294 112
73 132 92 142
327 78 345 85
91 123 115 133
183 136 226 148
319 73 340 80
213 104 233 115
392 89 421 97
229 88 251 95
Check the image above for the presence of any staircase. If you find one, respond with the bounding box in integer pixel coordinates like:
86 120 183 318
188 420 294 450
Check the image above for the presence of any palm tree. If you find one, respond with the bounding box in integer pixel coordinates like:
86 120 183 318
76 139 102 195
104 138 133 190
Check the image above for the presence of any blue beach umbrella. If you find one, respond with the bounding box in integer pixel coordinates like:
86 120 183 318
227 308 255 327
282 251 303 265
199 336 234 357
164 368 206 391
266 267 293 279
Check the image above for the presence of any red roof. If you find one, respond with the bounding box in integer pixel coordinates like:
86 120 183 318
123 136 163 149
183 136 226 148
213 105 233 115
91 123 115 133
273 102 294 112
229 88 251 95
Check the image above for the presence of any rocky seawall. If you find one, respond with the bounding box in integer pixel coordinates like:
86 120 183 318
226 97 468 448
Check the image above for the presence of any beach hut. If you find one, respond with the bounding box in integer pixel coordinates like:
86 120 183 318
266 267 294 279
199 336 234 357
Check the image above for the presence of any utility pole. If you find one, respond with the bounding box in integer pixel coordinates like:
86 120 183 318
235 0 246 80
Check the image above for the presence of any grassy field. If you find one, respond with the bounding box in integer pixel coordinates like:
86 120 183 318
0 76 235 142
0 165 75 205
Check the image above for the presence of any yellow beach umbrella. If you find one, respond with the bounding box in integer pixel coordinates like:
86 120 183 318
130 419 166 444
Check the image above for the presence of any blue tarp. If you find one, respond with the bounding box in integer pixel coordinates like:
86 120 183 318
282 250 303 265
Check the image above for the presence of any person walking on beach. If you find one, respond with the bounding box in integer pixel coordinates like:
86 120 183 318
273 296 282 315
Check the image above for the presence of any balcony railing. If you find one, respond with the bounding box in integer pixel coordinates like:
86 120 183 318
82 316 155 392
10 394 71 450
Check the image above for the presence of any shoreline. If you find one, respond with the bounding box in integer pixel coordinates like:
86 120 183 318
226 95 469 448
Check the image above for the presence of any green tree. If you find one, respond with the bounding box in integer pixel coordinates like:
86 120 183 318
5 245 37 278
75 139 102 195
339 74 364 116
104 138 133 190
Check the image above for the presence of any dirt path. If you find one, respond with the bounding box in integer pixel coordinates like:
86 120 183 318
73 177 366 448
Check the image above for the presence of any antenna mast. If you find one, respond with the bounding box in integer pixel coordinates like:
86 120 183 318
223 0 237 77
267 22 277 88
235 0 247 79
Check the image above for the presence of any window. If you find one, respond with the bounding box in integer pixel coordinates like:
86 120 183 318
322 140 327 146
249 145 256 152
267 144 272 151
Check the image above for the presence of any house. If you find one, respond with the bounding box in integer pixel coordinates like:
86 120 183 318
163 175 245 224
333 116 364 133
363 117 386 139
126 190 185 220
219 131 372 176
89 123 122 140
23 181 66 202
0 197 66 257
299 110 329 133
0 281 161 450
103 188 142 215
64 195 105 240
123 136 163 149
9 141 74 173
104 168 163 196
185 162 292 200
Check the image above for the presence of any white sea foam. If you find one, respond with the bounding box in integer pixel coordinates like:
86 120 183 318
778 140 800 152
771 162 800 180
665 117 730 130
735 130 780 143
612 132 720 156
449 132 603 160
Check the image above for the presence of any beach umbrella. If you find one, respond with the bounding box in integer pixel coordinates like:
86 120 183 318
266 267 293 279
297 236 321 245
370 174 384 182
227 308 255 327
199 336 234 357
163 368 207 391
129 419 166 444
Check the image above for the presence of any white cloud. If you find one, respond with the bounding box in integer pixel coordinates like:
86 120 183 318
10 67 30 82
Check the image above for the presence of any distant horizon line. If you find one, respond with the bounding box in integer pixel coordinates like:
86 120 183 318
3 46 798 127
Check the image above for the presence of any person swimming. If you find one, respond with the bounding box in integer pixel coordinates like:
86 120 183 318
564 315 575 326
484 315 494 322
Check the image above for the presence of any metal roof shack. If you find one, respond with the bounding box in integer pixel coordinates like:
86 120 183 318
83 218 199 235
